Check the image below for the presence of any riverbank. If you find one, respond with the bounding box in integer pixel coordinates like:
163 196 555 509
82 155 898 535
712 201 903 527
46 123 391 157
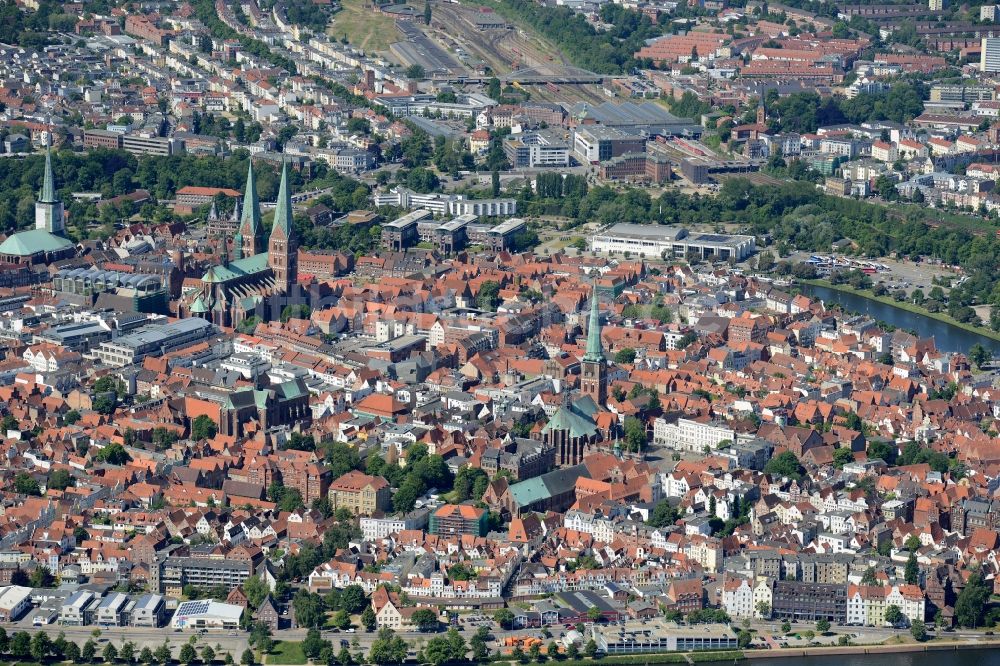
796 278 1000 344
741 639 1000 660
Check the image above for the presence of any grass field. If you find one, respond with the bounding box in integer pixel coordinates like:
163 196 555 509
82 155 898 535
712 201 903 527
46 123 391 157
265 641 307 665
327 0 401 54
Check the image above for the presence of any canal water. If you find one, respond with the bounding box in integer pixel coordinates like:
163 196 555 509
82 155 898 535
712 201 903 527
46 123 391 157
801 284 1000 355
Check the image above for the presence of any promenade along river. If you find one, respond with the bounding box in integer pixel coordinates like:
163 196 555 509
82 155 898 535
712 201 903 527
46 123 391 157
801 284 1000 355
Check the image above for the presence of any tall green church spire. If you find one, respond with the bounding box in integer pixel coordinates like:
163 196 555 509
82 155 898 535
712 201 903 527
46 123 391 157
41 144 57 203
271 160 292 239
235 160 264 260
584 284 604 362
240 159 261 235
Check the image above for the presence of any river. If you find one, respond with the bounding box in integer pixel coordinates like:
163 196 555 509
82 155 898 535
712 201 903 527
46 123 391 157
706 648 1000 666
800 284 1000 355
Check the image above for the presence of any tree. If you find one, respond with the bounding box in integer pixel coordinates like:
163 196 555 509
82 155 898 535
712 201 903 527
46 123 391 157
103 642 119 664
66 641 82 663
48 468 74 490
30 630 51 662
737 631 752 649
362 606 377 632
885 605 903 626
832 447 854 468
955 570 990 628
302 629 327 659
648 499 678 528
241 648 256 666
623 416 646 453
763 451 802 480
781 621 791 634
494 608 515 629
64 409 81 425
29 565 54 587
861 567 878 585
613 348 636 364
82 639 97 664
96 442 131 465
905 534 921 551
528 643 543 663
425 637 452 666
583 640 598 659
368 628 407 664
154 642 171 664
905 552 919 585
911 618 927 641
293 590 327 629
14 473 40 496
139 647 154 664
587 606 602 622
202 645 216 664
120 641 136 664
491 169 500 197
970 343 991 370
424 0 431 24
446 628 466 662
411 608 439 632
815 618 830 634
476 280 501 311
405 64 425 80
339 584 367 614
243 575 269 610
191 414 218 440
332 609 352 630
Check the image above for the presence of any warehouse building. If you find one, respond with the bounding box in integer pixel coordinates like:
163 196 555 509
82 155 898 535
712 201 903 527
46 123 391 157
0 585 32 622
590 224 755 262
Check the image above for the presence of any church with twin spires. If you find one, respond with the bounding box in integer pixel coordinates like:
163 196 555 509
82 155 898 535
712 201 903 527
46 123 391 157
179 160 302 327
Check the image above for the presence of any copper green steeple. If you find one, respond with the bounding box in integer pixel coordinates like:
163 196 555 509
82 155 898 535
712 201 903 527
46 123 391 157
584 284 603 362
235 160 263 260
271 160 292 239
41 144 57 203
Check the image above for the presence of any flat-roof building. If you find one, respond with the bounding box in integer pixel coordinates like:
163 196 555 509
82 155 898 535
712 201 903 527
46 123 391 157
95 592 133 627
0 585 32 622
592 619 738 654
169 600 244 630
93 318 214 367
466 218 527 252
381 210 432 251
131 593 166 627
590 223 755 262
60 590 100 626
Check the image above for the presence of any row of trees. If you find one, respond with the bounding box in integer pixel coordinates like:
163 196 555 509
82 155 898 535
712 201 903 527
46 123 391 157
0 628 246 666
